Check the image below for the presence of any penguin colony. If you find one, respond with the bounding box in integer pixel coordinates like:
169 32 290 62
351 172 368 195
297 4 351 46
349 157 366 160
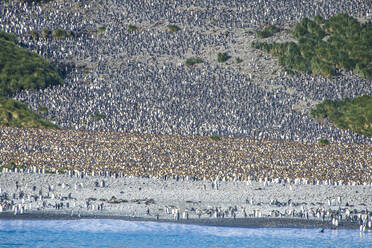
0 127 371 184
0 171 371 231
1 0 372 143
0 0 371 231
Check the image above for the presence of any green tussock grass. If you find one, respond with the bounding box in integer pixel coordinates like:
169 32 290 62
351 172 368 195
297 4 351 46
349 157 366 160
0 97 58 128
0 30 62 129
167 25 181 32
128 25 138 32
311 95 372 137
256 25 280 38
217 52 230 63
251 14 372 79
185 57 203 66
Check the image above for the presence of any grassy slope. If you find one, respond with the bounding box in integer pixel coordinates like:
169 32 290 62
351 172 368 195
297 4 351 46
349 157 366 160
256 25 280 38
0 30 62 128
0 32 62 96
252 15 372 137
252 14 372 79
311 95 372 137
0 97 58 128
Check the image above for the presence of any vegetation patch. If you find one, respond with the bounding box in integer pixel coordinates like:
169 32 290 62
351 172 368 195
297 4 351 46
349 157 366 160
38 106 48 115
235 57 243 64
97 26 106 33
0 30 63 96
0 31 17 43
318 138 330 146
0 97 58 128
217 52 230 63
52 28 68 39
29 28 73 40
91 113 105 120
30 30 39 40
0 30 62 128
128 25 138 32
256 25 280 38
167 24 181 32
310 95 372 137
40 27 50 39
209 135 221 141
185 57 203 66
251 14 372 79
0 161 26 172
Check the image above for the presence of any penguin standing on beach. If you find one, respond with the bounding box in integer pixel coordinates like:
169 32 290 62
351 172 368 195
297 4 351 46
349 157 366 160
243 208 247 218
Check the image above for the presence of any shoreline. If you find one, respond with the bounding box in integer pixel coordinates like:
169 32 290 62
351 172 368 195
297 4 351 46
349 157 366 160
0 212 361 230
1 173 370 232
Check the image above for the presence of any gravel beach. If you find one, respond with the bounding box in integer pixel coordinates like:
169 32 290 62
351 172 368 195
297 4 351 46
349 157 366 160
0 171 371 230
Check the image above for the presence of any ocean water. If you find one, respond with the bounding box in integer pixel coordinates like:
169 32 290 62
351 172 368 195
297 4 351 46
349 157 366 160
0 219 371 248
